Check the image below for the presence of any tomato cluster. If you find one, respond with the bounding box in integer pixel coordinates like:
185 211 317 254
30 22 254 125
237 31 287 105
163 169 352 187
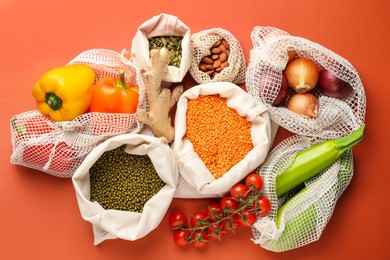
168 173 271 249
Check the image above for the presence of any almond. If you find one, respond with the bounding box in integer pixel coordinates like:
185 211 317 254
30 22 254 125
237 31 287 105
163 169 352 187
211 54 220 60
199 63 208 72
219 52 227 62
201 56 213 64
221 39 230 50
213 59 221 68
206 70 215 76
211 47 222 54
220 60 229 69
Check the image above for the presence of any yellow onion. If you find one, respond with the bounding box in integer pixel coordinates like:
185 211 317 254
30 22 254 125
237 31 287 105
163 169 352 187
287 93 319 118
284 58 319 93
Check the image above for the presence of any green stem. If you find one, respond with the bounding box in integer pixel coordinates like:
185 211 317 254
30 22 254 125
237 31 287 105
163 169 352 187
178 191 262 234
45 93 62 111
114 70 128 90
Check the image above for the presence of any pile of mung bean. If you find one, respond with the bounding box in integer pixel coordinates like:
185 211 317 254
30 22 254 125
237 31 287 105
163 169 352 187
148 36 183 67
185 94 253 179
89 145 165 213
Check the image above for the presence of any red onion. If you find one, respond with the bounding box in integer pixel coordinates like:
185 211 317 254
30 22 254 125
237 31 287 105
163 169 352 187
272 74 288 106
318 69 353 99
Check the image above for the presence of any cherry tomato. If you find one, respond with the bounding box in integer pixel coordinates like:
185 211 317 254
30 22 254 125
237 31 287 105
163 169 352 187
254 195 271 216
191 230 208 249
245 173 264 191
225 214 241 232
173 229 190 247
230 183 250 200
240 209 257 227
169 211 187 229
220 196 239 213
191 212 208 227
206 222 225 241
206 203 222 222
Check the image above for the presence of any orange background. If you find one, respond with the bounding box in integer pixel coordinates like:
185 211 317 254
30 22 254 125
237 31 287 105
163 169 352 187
1 0 389 259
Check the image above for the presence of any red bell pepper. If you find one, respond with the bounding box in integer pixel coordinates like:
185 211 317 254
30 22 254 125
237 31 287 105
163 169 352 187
12 114 76 172
89 70 139 114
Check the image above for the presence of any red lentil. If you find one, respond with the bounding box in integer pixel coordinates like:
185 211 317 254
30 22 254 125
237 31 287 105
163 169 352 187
185 94 253 179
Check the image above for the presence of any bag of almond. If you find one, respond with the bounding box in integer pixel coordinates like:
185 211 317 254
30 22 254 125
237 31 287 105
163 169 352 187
131 13 192 83
189 28 246 85
172 82 277 198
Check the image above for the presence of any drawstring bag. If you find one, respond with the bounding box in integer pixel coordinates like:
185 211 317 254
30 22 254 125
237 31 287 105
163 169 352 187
72 134 179 245
251 135 354 252
246 26 366 139
10 49 146 178
172 82 276 198
131 13 192 83
189 28 246 84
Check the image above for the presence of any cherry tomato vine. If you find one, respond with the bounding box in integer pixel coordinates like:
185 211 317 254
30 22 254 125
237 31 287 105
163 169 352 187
168 173 271 249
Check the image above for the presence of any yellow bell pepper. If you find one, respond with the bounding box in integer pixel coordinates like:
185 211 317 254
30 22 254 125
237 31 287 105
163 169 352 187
32 64 95 122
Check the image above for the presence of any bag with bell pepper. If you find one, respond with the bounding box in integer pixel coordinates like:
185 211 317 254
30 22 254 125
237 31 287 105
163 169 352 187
10 49 147 177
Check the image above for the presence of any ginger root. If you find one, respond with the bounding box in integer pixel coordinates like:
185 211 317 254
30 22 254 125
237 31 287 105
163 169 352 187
137 47 183 143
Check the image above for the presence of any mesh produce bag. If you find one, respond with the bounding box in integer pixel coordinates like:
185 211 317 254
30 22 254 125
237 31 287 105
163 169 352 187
172 82 275 198
10 49 147 178
189 28 246 84
72 134 179 245
246 26 366 139
131 13 192 83
251 135 354 252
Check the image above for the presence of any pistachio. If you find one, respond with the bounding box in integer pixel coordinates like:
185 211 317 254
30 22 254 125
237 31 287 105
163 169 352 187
148 36 183 68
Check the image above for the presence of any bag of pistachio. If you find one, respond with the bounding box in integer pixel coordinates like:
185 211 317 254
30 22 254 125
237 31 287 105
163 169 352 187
131 13 192 83
172 82 277 198
72 133 179 245
189 28 247 85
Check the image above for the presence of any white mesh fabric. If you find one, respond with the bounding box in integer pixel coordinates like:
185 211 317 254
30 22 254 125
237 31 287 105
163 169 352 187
10 49 146 178
251 135 354 252
189 28 246 84
246 26 366 139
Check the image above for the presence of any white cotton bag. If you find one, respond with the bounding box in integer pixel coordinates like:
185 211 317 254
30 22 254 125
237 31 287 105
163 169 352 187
189 28 246 84
72 134 179 245
131 13 192 83
172 82 275 198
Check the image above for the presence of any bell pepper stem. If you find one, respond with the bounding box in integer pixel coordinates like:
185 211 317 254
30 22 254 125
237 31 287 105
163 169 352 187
45 93 62 111
114 70 128 90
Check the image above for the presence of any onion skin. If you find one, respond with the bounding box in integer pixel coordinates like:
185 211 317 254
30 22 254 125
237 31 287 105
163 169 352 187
272 74 288 106
318 69 353 99
287 93 319 118
287 50 296 64
284 58 319 93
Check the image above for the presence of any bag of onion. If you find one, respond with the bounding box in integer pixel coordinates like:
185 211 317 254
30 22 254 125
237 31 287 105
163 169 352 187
72 134 179 245
246 26 366 139
172 82 275 198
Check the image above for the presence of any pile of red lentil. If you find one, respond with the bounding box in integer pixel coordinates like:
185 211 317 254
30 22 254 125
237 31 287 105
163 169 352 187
185 94 253 179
